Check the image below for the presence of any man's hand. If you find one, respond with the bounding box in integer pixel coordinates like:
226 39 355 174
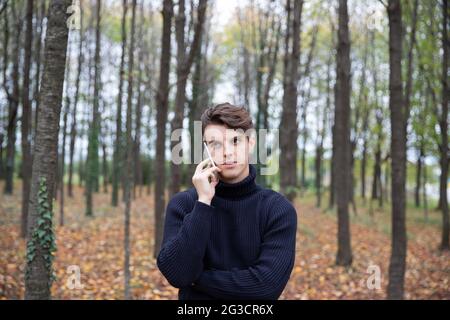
192 159 222 206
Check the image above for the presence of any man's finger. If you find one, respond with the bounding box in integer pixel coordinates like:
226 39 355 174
202 166 221 176
195 158 212 173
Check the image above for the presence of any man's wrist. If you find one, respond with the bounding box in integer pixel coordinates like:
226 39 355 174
198 197 212 206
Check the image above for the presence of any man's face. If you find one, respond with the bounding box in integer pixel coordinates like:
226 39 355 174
203 124 255 183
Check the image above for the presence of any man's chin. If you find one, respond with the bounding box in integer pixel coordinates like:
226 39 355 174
219 164 247 182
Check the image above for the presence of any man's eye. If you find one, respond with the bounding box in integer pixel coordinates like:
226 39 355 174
233 137 241 144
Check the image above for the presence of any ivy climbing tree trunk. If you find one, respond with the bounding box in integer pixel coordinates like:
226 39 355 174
25 0 71 300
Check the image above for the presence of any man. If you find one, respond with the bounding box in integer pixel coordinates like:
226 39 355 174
157 103 297 300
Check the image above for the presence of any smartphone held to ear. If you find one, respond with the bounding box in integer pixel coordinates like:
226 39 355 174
203 142 219 183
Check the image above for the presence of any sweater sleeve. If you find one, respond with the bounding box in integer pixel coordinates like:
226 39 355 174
157 192 215 288
193 196 297 300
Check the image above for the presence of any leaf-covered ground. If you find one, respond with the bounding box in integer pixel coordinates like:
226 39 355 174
1 183 448 299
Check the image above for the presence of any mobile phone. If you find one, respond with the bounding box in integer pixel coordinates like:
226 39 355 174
203 142 219 183
203 142 217 168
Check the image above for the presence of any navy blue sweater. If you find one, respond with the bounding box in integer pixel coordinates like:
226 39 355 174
157 164 297 300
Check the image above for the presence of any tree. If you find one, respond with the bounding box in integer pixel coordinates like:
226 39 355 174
188 16 212 181
280 0 303 202
59 38 72 226
32 0 47 139
349 28 369 215
21 0 34 238
25 0 71 300
0 133 4 179
438 0 449 251
112 0 127 207
299 24 319 193
315 52 333 208
133 0 145 198
68 0 84 198
3 0 22 195
124 0 137 299
356 29 370 204
252 2 281 187
169 0 207 197
387 0 407 300
85 0 101 216
334 0 352 267
154 0 174 258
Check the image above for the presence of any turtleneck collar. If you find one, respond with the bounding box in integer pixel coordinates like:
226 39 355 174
215 164 259 199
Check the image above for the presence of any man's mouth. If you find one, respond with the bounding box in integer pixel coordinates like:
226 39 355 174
220 161 238 168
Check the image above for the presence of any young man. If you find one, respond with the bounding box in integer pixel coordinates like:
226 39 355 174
157 103 297 300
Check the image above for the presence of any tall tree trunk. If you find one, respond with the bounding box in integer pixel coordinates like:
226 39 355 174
4 1 21 195
59 40 72 226
59 99 69 226
101 140 108 193
20 0 34 238
349 31 369 215
299 25 318 193
25 0 71 300
328 22 337 210
334 0 352 267
124 0 137 299
112 0 127 207
316 54 332 208
188 34 209 181
372 144 382 202
360 31 373 202
32 0 46 141
154 0 173 259
404 0 418 130
237 8 251 107
414 145 423 207
439 0 449 251
329 122 336 209
387 0 407 299
370 29 383 208
133 3 145 199
68 4 83 198
255 4 278 187
423 159 428 221
169 0 207 197
0 4 7 181
360 116 369 201
85 0 101 216
0 133 4 179
280 0 302 202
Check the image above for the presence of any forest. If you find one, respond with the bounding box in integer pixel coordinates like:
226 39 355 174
0 0 448 300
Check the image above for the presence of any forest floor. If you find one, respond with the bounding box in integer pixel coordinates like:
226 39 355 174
0 181 449 300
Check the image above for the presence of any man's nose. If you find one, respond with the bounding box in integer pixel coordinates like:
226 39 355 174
223 142 236 159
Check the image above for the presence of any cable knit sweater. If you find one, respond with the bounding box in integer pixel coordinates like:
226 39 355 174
157 164 297 300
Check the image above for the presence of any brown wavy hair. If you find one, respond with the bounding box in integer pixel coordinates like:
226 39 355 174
201 103 254 134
